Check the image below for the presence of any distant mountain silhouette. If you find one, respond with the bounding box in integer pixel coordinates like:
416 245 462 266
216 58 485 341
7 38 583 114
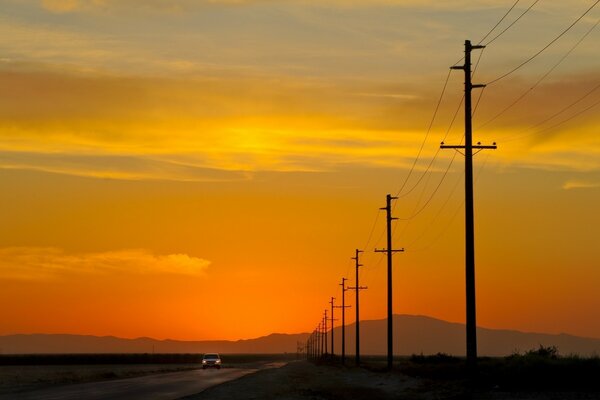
1 315 598 356
0 332 308 355
336 315 600 356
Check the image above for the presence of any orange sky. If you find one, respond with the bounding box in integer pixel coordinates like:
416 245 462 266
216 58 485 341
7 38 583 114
0 0 599 342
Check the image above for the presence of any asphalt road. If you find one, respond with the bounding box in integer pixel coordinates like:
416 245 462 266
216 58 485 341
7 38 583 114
4 367 262 400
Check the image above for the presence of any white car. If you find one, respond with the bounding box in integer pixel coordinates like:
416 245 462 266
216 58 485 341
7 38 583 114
202 353 222 369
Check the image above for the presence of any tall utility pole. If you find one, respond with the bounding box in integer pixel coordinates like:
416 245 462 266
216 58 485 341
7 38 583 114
336 278 351 365
323 310 328 355
441 39 496 372
329 297 337 357
375 194 404 370
348 249 367 366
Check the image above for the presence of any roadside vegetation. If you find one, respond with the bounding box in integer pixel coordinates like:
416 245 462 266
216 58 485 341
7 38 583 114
396 346 600 393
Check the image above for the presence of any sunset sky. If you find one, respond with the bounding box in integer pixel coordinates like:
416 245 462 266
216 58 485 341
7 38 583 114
0 0 599 345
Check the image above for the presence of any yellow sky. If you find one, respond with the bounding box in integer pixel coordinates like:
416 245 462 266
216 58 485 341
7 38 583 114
0 0 599 342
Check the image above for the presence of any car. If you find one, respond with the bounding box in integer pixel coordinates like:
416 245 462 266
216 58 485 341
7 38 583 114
201 353 222 369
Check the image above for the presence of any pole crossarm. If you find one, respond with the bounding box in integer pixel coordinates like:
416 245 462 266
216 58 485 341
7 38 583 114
441 142 497 150
374 248 405 253
347 286 368 290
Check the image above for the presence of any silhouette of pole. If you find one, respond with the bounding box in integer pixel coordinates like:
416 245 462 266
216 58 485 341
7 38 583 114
314 328 318 360
348 249 367 366
336 277 351 365
317 326 321 359
329 297 336 357
442 39 496 372
375 194 404 370
323 310 328 355
311 330 316 360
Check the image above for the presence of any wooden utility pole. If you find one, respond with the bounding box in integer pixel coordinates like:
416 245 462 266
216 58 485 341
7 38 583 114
323 310 328 355
336 277 351 365
375 194 404 370
441 39 496 372
329 297 338 357
348 249 367 366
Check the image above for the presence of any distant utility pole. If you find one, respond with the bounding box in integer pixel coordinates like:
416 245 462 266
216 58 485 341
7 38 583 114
375 194 404 370
318 323 322 357
313 329 318 359
314 327 319 359
335 277 351 365
329 297 338 357
348 249 367 366
441 39 496 372
323 310 328 355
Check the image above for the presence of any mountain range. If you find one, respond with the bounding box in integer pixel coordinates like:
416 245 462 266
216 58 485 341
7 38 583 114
2 315 598 356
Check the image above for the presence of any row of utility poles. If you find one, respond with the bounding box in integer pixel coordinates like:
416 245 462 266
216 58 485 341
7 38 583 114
305 197 401 369
306 40 496 374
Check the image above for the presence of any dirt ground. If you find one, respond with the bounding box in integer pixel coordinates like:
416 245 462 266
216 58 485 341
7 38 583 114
181 361 423 400
180 361 600 400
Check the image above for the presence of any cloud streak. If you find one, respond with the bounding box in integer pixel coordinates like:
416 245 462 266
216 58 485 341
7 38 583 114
563 180 600 190
0 247 211 280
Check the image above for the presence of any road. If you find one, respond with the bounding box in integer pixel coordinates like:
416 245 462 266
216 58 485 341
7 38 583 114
4 366 270 400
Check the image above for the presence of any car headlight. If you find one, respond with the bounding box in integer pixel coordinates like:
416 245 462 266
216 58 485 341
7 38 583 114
202 360 207 364
216 359 221 363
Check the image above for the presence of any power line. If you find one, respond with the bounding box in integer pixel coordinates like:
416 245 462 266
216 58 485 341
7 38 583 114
472 86 486 117
395 69 453 197
478 18 600 129
506 95 600 142
412 153 491 253
505 82 600 141
407 168 463 250
361 209 382 251
399 152 459 221
486 0 599 85
484 0 541 46
477 0 521 44
394 65 486 231
396 49 484 203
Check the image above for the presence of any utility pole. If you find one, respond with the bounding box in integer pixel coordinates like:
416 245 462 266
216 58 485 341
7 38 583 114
318 323 322 358
323 310 328 355
441 39 496 372
335 278 351 365
348 249 367 366
314 328 319 360
329 297 338 357
375 194 404 370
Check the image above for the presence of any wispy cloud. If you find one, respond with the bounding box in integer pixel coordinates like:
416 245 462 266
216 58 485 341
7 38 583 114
0 247 211 280
562 180 600 190
0 1 597 179
0 151 252 182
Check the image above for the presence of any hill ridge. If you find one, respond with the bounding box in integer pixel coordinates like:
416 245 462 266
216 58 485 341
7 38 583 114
2 314 598 356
